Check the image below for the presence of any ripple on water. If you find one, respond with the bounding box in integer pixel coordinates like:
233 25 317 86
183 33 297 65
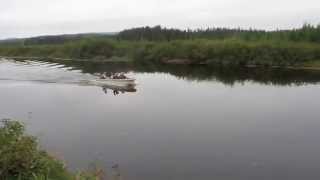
0 59 94 85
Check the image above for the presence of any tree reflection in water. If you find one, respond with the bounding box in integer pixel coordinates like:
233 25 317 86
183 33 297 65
16 58 320 86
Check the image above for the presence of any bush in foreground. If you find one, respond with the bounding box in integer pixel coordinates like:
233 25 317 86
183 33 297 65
0 120 72 180
0 120 99 180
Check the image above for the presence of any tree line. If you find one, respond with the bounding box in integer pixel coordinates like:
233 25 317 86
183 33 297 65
118 24 320 43
2 24 319 46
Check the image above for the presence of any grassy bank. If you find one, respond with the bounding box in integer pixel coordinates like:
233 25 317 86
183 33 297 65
0 120 102 180
1 39 320 68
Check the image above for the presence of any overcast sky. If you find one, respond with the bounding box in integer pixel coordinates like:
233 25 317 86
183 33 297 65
1 0 320 39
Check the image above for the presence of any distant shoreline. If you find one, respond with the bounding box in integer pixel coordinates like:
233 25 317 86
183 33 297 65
1 25 320 71
2 55 320 71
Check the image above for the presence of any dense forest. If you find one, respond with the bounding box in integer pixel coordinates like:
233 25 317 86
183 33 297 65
24 33 115 45
118 24 320 43
1 24 320 68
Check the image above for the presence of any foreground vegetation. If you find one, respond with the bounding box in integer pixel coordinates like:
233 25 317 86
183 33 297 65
1 24 320 68
0 120 102 180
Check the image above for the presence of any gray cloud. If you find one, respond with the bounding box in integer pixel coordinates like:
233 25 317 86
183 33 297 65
0 0 320 39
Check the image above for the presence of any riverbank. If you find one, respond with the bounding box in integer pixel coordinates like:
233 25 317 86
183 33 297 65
1 39 320 69
2 56 320 72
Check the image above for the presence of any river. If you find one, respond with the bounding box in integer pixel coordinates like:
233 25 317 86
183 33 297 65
1 58 320 180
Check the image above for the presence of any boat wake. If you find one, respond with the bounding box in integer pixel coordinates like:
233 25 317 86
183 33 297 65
0 59 137 94
0 59 95 86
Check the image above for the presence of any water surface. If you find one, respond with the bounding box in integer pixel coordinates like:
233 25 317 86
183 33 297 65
1 58 320 180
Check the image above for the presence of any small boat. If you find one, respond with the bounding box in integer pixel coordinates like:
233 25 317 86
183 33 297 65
89 78 136 87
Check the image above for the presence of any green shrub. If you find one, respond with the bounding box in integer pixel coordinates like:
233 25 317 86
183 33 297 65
0 120 72 180
77 40 115 59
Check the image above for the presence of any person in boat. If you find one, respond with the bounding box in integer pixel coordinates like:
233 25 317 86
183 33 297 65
110 72 119 79
105 72 112 78
100 73 107 79
119 73 127 79
100 72 112 79
112 72 127 79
